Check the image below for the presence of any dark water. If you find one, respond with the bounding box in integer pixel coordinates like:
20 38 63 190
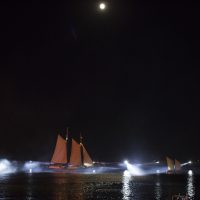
0 172 199 200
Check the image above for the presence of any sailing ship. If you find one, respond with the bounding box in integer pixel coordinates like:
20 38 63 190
166 157 181 174
49 132 93 170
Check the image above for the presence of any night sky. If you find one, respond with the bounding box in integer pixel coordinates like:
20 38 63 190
1 1 200 162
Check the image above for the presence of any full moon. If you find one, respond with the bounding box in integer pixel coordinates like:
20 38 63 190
99 3 106 10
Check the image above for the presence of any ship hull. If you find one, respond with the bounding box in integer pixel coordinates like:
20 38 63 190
48 163 124 174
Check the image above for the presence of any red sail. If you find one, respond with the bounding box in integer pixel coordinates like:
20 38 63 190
51 135 67 164
82 144 93 167
69 139 81 166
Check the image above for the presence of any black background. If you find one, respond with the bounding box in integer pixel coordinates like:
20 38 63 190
0 1 200 162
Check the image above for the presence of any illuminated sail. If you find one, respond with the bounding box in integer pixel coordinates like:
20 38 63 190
69 139 81 166
175 159 181 171
51 135 67 164
82 144 93 167
166 157 174 171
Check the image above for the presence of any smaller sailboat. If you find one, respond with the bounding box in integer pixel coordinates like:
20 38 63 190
166 156 174 174
49 131 93 171
166 157 182 174
174 159 181 172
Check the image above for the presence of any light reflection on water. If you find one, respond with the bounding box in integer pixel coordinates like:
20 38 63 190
26 174 33 200
154 176 162 200
52 174 86 200
187 172 195 199
122 172 132 200
0 173 199 199
122 172 163 200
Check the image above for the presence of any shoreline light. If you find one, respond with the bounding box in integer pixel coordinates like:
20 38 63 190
124 160 128 165
124 161 143 176
188 170 193 176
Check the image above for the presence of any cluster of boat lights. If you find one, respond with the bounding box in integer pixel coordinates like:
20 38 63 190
123 160 193 176
0 159 195 175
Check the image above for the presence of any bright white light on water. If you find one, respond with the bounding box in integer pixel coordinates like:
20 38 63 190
23 161 41 172
156 161 160 164
188 170 193 176
125 162 143 176
188 161 192 164
93 169 96 173
0 159 16 174
122 170 131 199
156 169 160 174
99 3 106 10
124 160 128 165
187 171 195 198
0 161 8 172
123 170 131 177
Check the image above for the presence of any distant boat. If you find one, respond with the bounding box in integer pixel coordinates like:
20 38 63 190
166 157 174 173
174 159 181 172
166 157 181 174
49 132 93 170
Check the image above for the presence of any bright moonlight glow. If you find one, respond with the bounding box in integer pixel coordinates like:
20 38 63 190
99 3 106 10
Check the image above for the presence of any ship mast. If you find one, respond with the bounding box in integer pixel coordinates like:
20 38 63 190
66 127 69 165
80 132 84 166
66 127 69 141
80 132 83 145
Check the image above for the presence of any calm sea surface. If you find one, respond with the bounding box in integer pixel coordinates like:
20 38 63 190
0 172 199 200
